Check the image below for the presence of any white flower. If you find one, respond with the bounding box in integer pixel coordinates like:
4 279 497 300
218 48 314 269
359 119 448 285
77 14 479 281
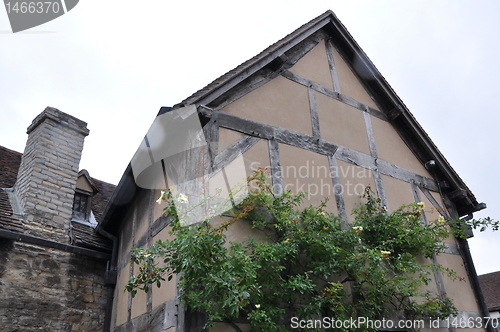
353 226 363 234
156 191 168 204
438 215 445 222
380 250 391 258
178 193 189 204
417 202 425 210
255 304 261 309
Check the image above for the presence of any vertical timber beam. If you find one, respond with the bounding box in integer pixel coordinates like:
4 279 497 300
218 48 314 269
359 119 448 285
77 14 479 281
268 139 283 196
328 155 348 226
308 87 321 139
325 39 341 93
411 184 453 332
363 111 388 209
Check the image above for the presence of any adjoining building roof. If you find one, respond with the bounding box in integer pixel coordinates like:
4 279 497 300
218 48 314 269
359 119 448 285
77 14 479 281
101 10 484 233
0 146 23 233
0 144 115 252
478 271 500 311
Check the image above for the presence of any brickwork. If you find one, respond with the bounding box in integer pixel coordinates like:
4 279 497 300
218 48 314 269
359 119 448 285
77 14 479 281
0 240 107 331
15 107 89 243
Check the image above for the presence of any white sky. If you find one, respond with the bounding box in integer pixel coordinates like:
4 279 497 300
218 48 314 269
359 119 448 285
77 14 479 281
1 0 499 275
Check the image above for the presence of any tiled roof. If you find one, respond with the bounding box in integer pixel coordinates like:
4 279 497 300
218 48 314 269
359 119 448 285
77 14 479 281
478 271 500 310
0 144 115 252
0 146 23 232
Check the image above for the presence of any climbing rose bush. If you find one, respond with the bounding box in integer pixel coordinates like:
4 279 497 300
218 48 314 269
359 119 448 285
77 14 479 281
126 170 496 331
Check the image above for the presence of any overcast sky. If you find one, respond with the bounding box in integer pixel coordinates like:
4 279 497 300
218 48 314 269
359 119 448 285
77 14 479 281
1 0 499 275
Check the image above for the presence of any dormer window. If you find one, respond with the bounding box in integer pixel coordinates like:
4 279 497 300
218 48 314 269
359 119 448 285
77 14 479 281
72 170 99 227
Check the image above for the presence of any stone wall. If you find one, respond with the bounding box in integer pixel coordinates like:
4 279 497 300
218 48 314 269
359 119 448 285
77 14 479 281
0 239 107 331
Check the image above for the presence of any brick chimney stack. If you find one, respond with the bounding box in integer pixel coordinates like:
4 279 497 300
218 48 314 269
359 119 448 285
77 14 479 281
15 107 89 243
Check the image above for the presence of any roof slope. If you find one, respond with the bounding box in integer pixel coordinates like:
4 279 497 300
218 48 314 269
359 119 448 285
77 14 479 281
478 271 500 310
0 145 115 251
0 146 23 232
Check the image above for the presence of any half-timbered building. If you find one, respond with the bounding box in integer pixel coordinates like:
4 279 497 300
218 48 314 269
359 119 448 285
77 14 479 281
99 10 491 332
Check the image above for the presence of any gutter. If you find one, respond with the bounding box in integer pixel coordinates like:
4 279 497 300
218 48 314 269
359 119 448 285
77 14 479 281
96 224 118 332
458 214 494 332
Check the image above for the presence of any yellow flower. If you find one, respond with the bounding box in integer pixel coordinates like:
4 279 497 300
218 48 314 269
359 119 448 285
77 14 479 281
283 239 289 243
178 193 189 204
380 250 391 259
438 215 445 222
156 191 168 205
417 202 425 210
353 226 363 234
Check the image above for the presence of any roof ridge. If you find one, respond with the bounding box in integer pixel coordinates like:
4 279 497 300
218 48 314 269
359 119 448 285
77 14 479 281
0 145 23 156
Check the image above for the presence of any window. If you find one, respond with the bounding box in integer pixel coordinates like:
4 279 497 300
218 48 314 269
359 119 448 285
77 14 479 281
72 191 91 222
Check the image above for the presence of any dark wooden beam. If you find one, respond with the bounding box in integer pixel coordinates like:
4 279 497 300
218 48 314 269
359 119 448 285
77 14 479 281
328 155 347 225
281 69 388 121
212 135 261 175
308 87 321 139
324 38 341 92
268 139 283 195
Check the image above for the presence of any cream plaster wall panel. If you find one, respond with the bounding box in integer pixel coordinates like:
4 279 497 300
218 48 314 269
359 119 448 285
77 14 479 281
131 263 148 319
115 263 131 327
242 139 270 178
315 92 371 155
328 42 379 110
279 143 338 214
221 75 312 135
415 255 440 298
209 155 248 210
381 175 415 213
153 224 176 243
427 190 449 218
438 253 480 313
336 159 375 221
152 227 177 308
288 40 334 91
135 201 151 246
371 115 432 177
221 215 267 244
118 216 134 270
211 215 267 248
218 127 245 152
419 191 456 244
